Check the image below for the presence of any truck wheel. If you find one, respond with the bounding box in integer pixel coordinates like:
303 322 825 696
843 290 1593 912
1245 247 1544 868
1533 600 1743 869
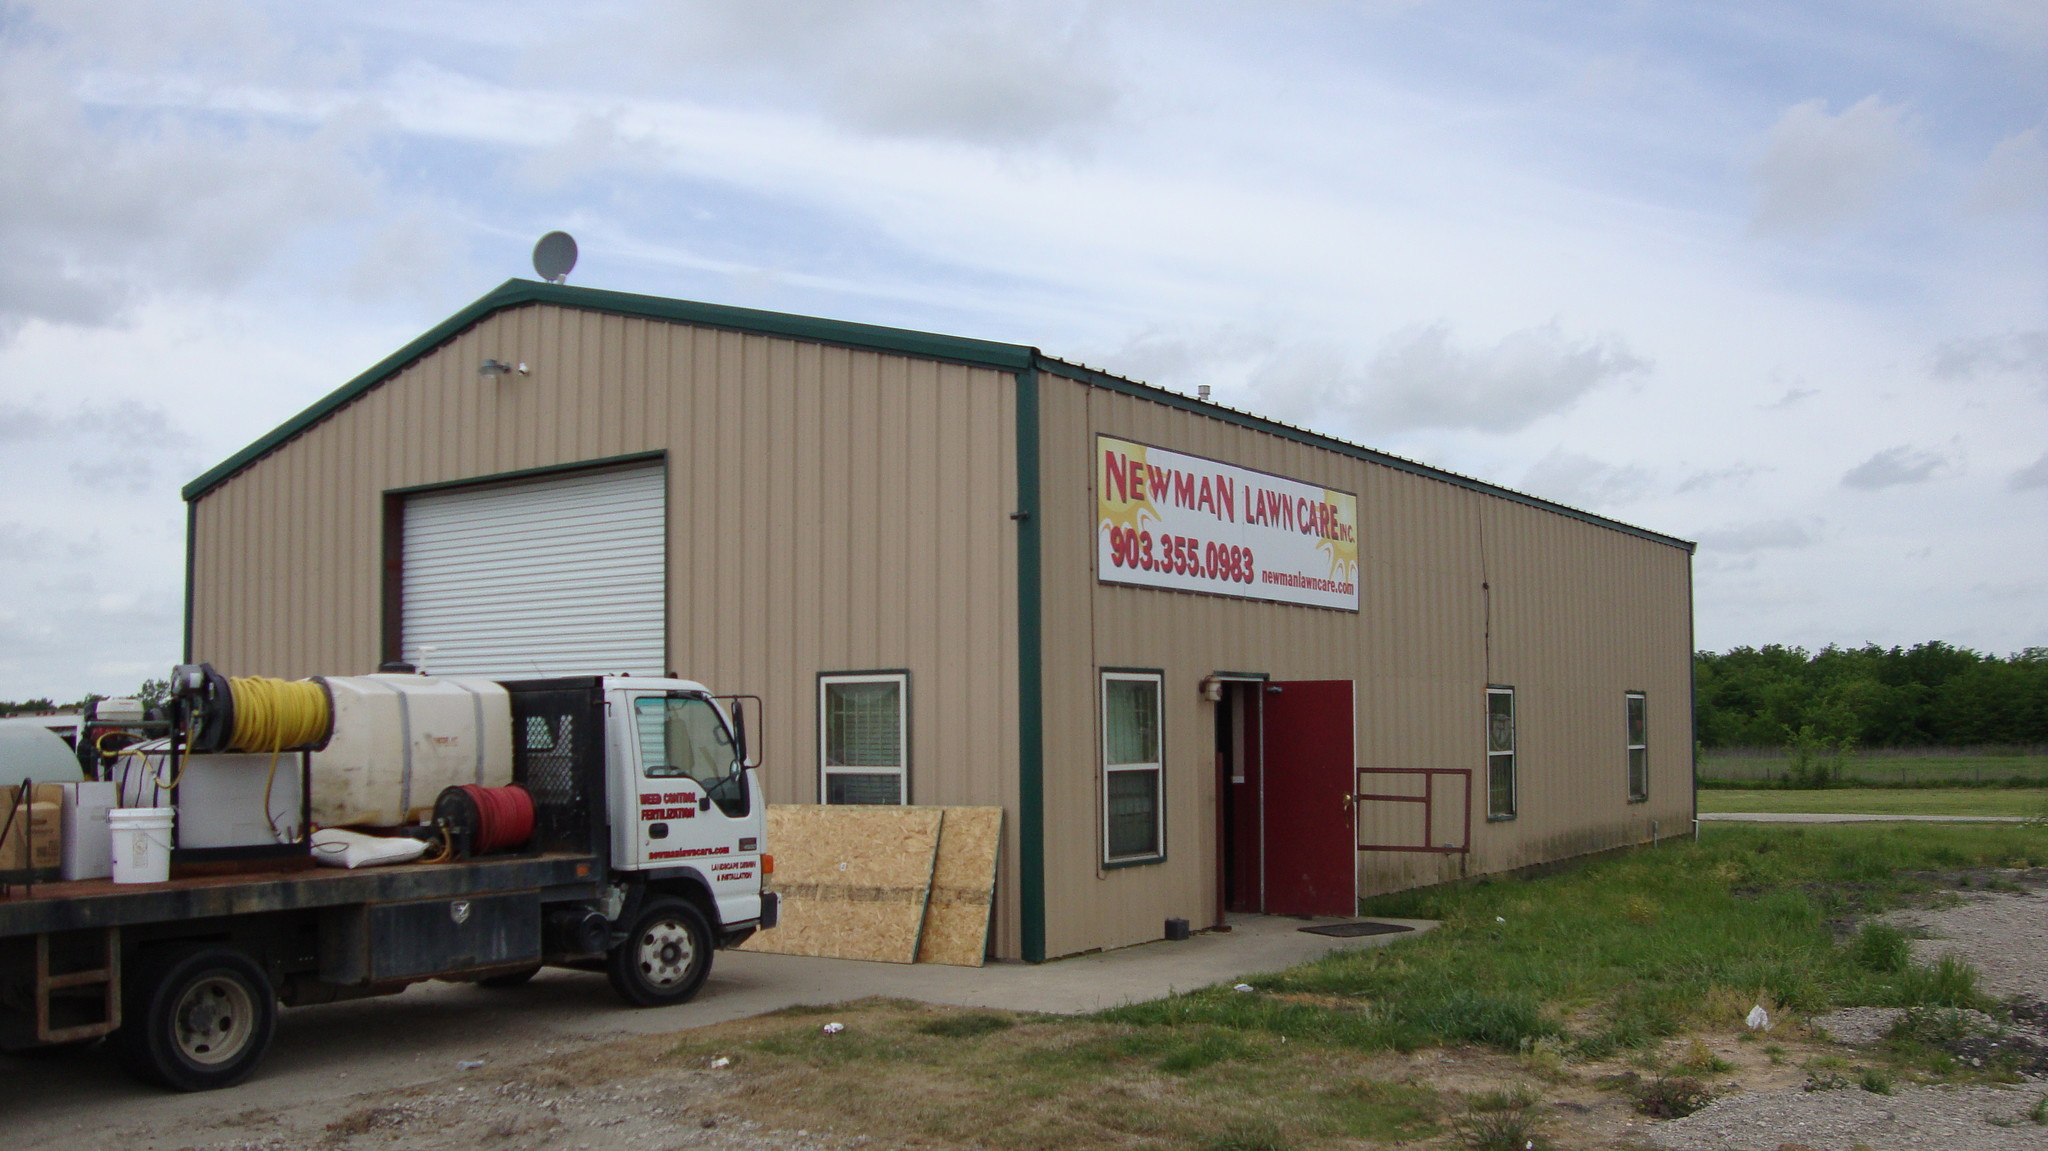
112 945 276 1092
606 898 712 1007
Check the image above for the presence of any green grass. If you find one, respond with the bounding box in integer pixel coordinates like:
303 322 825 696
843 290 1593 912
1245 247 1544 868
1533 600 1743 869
1697 787 2047 816
646 824 2044 1151
1700 753 2048 788
1102 824 2041 1054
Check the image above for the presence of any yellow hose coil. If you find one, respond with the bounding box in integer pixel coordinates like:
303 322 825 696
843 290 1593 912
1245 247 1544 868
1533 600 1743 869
142 677 330 835
225 676 331 753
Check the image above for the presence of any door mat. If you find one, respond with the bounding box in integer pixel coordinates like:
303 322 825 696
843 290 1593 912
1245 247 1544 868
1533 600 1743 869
1298 920 1414 938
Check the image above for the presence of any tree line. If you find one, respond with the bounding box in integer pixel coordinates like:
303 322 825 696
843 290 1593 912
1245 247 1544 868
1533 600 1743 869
1695 642 2048 749
0 697 79 718
8 653 2045 751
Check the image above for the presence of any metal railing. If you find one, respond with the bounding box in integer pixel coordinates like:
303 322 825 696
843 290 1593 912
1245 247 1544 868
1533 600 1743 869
1351 767 1471 855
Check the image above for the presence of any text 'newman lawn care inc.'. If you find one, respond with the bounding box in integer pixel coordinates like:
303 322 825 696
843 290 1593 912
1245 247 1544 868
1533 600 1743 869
1097 435 1359 612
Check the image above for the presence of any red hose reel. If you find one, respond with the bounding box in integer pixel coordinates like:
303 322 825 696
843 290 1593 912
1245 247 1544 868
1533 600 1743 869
432 783 536 857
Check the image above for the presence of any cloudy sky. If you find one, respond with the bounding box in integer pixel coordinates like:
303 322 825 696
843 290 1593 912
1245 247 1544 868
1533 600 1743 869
3 0 2045 701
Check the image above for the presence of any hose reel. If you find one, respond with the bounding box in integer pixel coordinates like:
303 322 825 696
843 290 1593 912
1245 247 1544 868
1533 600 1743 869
169 664 334 755
432 784 536 859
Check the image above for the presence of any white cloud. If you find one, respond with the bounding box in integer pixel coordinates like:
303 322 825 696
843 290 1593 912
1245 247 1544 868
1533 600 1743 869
0 9 379 337
1930 330 2048 397
1841 444 1956 490
573 0 1120 148
1696 519 1819 553
2010 450 2048 491
1763 387 1819 409
1970 127 2048 215
1750 96 1917 236
1675 464 1764 494
1520 449 1653 509
1258 322 1651 435
0 399 199 494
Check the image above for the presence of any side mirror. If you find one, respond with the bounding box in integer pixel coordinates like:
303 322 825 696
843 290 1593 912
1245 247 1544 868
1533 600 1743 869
717 694 763 770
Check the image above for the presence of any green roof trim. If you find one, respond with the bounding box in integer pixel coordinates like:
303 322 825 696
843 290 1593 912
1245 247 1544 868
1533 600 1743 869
1035 356 1696 554
182 279 1037 500
182 278 1694 554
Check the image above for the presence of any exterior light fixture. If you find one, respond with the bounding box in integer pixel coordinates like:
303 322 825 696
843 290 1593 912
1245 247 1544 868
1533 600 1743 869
479 359 529 379
1200 675 1224 702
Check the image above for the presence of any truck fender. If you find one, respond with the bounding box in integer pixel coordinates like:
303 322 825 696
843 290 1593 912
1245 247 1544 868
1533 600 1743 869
609 870 719 944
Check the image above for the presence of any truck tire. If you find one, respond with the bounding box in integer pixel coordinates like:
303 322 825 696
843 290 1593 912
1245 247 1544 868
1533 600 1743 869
606 897 712 1007
111 945 276 1091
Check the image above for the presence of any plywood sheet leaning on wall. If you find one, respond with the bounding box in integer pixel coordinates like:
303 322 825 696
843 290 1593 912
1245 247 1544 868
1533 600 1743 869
916 807 1003 967
739 805 944 963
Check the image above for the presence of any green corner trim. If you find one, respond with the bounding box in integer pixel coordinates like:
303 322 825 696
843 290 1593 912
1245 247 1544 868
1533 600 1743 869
1687 552 1699 832
1014 368 1046 963
182 499 196 662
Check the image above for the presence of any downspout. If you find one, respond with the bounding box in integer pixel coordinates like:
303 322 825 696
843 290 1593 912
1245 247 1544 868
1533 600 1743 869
1013 367 1047 962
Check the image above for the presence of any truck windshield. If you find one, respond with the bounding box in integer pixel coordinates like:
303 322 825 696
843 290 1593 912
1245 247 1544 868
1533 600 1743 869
634 695 747 816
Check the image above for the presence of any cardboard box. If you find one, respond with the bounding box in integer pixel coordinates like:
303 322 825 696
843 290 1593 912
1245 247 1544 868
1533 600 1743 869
0 784 64 874
61 781 117 881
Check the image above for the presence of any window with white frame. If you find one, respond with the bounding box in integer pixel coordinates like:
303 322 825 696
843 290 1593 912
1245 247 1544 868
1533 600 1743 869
819 673 908 805
1101 671 1164 864
1626 692 1648 802
1486 686 1517 820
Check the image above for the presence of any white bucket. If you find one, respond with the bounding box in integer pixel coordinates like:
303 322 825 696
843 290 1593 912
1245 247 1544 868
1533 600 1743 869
109 807 175 884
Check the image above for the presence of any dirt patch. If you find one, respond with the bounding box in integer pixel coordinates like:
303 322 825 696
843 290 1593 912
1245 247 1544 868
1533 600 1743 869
75 1001 1917 1151
126 1056 830 1151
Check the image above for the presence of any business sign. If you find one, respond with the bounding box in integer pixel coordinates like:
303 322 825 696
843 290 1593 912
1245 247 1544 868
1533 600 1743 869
1096 435 1358 611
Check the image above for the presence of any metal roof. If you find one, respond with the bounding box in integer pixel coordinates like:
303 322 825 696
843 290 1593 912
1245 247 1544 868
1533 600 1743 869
184 278 1694 553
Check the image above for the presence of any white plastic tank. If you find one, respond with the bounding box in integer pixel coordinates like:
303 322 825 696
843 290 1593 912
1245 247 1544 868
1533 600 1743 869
0 718 84 783
311 675 513 827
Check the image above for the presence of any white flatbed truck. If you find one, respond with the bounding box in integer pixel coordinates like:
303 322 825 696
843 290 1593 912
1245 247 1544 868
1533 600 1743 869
0 675 776 1091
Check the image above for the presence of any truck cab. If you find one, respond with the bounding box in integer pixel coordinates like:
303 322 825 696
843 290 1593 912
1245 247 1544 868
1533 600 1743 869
607 678 765 929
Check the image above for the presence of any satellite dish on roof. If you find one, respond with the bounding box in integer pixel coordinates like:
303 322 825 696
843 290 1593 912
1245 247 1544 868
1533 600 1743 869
532 231 578 283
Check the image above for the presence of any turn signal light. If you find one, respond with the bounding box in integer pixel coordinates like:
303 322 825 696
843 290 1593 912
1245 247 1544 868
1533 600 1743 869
762 854 774 875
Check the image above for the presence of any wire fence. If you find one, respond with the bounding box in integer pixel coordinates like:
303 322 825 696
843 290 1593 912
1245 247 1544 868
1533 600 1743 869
1699 746 2048 787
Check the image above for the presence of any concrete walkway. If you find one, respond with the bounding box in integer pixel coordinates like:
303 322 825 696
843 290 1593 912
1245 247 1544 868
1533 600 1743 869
0 912 1433 1143
1700 812 2030 823
704 911 1437 1019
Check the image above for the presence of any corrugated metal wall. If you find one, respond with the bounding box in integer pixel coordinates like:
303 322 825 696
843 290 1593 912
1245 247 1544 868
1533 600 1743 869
192 302 1692 963
1037 372 1693 958
189 304 1026 955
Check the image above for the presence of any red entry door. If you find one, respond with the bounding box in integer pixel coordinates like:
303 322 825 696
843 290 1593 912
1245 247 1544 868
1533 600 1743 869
1260 680 1356 916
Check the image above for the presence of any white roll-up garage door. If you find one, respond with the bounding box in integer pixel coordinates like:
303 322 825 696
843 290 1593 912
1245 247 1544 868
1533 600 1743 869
401 461 666 677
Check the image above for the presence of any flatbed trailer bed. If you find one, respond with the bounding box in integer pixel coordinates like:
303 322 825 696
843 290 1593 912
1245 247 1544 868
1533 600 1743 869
0 853 600 937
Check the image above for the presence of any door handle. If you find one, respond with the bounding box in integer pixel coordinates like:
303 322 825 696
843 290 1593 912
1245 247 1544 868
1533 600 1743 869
1341 792 1356 811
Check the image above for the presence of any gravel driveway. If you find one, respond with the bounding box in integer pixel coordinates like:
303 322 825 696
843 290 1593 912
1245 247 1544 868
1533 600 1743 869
1651 878 2048 1151
1889 886 2048 1001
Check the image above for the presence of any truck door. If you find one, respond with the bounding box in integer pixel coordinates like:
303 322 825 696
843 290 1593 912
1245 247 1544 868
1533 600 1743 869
617 693 762 924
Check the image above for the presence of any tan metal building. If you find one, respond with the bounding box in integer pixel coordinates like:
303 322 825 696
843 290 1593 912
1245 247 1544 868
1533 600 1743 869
184 280 1696 962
